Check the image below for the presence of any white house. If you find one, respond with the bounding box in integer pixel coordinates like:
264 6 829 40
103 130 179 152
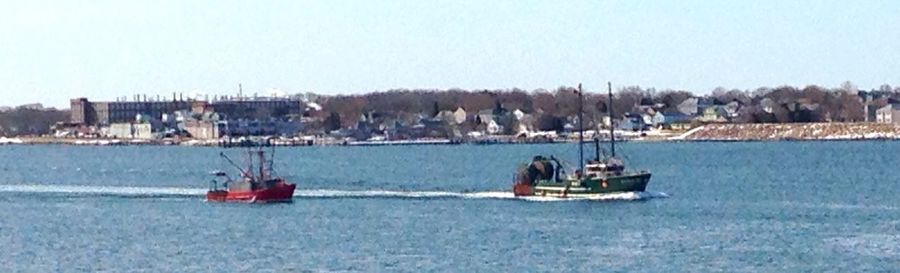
511 109 525 120
452 107 467 124
486 120 502 135
876 104 900 124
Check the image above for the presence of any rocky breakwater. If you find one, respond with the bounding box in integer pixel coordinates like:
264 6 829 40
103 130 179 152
678 123 900 141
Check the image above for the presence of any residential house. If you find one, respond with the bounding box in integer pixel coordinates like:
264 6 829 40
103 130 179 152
511 109 525 121
474 109 494 126
723 101 741 120
650 111 665 128
661 111 694 130
452 107 467 125
876 104 900 124
699 106 728 122
618 113 647 131
486 120 502 135
473 109 505 134
677 98 699 116
640 108 665 128
435 110 458 124
760 98 775 114
519 113 536 132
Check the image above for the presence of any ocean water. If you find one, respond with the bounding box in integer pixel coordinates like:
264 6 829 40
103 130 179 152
0 141 898 272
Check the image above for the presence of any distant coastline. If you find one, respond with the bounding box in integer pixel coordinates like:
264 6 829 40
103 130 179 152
2 122 898 147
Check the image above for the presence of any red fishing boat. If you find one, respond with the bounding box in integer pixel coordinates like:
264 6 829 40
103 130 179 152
207 149 295 203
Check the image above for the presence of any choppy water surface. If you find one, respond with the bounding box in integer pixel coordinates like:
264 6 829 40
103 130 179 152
1 141 898 272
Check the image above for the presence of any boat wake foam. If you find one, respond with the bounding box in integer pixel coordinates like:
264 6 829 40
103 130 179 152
0 184 205 198
0 184 668 202
296 189 668 202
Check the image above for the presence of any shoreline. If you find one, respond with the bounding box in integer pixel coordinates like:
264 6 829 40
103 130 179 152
2 139 899 147
2 122 899 147
2 136 900 149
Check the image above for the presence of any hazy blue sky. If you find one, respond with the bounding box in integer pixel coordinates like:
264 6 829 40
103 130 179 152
2 0 899 108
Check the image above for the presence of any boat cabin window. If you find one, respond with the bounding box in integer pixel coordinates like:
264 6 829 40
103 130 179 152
585 164 606 178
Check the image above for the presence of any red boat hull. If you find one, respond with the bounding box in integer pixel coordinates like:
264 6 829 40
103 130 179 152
207 182 296 203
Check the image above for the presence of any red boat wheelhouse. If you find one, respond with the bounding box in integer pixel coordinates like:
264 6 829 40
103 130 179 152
207 149 295 203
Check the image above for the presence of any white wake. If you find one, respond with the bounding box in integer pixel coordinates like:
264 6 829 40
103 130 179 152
0 184 668 202
0 184 205 197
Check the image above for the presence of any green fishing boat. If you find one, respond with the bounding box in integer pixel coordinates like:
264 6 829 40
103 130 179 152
512 82 651 197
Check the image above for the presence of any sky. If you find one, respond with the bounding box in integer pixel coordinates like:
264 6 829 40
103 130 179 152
2 0 899 108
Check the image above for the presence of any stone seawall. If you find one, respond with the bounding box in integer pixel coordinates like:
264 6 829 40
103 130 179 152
680 123 900 141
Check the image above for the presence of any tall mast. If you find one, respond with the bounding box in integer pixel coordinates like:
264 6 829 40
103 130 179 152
270 143 276 174
608 81 616 157
258 150 266 181
577 83 584 172
246 148 254 180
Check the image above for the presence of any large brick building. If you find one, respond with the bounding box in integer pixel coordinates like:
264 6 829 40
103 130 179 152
70 97 305 126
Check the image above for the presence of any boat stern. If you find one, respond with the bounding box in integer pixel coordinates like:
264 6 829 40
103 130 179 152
513 182 534 196
206 190 229 202
254 182 296 202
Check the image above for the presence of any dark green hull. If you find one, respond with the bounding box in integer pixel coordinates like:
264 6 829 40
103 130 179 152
531 172 651 197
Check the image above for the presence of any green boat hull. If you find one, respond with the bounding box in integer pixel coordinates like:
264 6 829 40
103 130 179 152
529 172 651 197
512 83 653 198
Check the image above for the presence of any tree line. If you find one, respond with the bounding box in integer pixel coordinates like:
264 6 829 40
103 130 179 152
3 82 898 136
0 108 69 136
311 82 900 131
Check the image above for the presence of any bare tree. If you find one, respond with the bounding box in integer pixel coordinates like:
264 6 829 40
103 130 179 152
840 81 858 95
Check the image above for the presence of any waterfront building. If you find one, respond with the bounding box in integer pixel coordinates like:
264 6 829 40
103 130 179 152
70 96 305 126
183 120 223 140
107 123 154 139
70 98 191 126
